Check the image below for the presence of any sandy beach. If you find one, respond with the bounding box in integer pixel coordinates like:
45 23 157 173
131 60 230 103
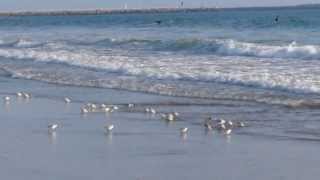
0 76 319 180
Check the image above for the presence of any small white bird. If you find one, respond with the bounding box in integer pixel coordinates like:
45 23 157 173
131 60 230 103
81 107 89 114
150 108 156 114
3 96 10 101
112 106 119 110
146 107 156 114
227 121 233 127
238 122 245 127
64 97 71 103
100 104 107 108
217 123 226 130
91 104 97 109
204 123 213 131
105 124 114 133
224 129 232 135
217 119 226 125
86 103 97 109
173 112 180 117
16 92 23 97
166 113 176 121
22 92 31 99
48 124 59 132
161 112 179 121
180 127 188 134
128 103 134 108
104 107 111 112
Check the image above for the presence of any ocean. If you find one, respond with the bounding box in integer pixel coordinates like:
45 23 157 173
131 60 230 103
1 7 320 180
1 7 320 137
1 8 320 102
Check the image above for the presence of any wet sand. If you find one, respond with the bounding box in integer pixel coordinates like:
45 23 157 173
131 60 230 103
0 76 319 180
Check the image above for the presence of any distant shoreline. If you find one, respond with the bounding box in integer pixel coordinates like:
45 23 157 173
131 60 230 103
0 8 219 17
0 4 319 17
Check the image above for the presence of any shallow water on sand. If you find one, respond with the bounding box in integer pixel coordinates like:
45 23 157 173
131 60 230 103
0 77 320 180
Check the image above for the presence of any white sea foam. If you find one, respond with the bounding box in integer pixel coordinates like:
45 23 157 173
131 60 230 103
14 39 39 48
68 37 320 60
69 38 320 60
0 44 320 96
0 36 320 103
214 40 320 60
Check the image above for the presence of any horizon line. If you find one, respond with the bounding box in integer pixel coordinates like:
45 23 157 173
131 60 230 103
0 3 318 16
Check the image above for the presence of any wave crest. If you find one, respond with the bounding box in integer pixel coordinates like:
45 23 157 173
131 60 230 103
0 38 42 48
70 38 320 60
215 40 320 59
0 37 319 60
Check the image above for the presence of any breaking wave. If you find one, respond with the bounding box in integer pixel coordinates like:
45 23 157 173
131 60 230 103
0 37 319 60
0 37 320 107
60 38 320 60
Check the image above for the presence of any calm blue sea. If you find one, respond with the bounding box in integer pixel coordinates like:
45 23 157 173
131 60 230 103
0 7 320 106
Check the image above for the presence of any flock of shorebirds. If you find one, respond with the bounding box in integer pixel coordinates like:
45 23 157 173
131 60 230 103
3 92 246 137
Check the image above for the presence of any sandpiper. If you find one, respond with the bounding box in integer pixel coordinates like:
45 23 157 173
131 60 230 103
224 129 232 135
22 92 31 99
105 124 114 133
217 119 226 125
217 123 226 130
103 107 111 112
180 127 188 134
237 122 245 127
204 122 213 131
64 97 71 103
48 124 59 132
3 96 10 102
173 112 179 117
81 107 89 114
86 103 97 109
204 117 213 130
100 104 107 108
164 113 175 121
226 120 233 128
145 107 155 114
150 108 156 114
91 103 97 109
167 113 175 121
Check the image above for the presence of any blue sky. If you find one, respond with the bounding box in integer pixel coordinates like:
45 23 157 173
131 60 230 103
0 0 318 11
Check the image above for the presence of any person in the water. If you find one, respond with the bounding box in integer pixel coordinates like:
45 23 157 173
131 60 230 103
275 16 279 22
155 20 162 24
